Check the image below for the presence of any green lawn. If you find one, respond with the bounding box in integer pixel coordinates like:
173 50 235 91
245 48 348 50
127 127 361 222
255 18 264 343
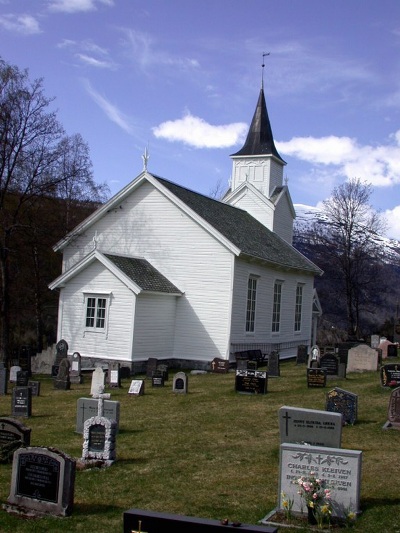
0 359 399 532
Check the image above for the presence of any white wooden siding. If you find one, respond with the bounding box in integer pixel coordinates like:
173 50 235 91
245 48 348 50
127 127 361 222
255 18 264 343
228 188 275 232
273 194 294 244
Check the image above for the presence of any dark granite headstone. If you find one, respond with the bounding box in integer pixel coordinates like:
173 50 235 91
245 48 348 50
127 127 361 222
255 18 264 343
235 369 267 394
0 363 8 395
0 417 31 448
28 381 41 396
54 358 71 390
326 387 358 425
387 344 398 358
296 345 308 364
380 364 400 387
12 387 32 417
18 346 31 377
383 386 400 429
152 370 165 387
5 446 75 517
267 351 280 377
307 368 327 388
211 357 229 373
52 339 68 377
157 363 169 381
320 353 339 376
146 358 158 378
16 370 29 387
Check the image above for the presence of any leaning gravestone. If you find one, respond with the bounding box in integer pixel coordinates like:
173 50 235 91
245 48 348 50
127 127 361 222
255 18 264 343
278 405 342 447
276 442 362 519
347 344 379 372
326 387 358 425
54 358 71 390
128 380 145 396
383 386 400 430
172 372 188 393
12 387 32 418
69 352 82 384
235 369 267 394
380 364 400 388
4 446 75 517
90 367 105 396
0 363 8 395
76 397 120 434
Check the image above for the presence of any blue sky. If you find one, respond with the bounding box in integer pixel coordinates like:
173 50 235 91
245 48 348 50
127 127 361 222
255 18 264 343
1 0 400 239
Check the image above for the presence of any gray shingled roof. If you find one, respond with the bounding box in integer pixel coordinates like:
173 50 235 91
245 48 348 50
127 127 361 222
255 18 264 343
104 254 181 294
153 175 321 275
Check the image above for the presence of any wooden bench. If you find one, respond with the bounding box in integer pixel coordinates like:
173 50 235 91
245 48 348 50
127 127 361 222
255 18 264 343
234 349 267 366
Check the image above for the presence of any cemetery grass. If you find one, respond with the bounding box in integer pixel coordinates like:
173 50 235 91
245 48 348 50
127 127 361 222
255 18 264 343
1 361 400 533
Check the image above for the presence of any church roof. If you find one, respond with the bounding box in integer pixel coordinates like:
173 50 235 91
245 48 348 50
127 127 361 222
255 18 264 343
231 88 286 164
153 175 321 275
104 254 181 294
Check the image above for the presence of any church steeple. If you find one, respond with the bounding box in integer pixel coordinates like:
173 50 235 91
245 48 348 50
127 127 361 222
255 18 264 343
231 87 285 164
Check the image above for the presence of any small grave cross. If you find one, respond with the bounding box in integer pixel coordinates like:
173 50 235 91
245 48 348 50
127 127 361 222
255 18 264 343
282 410 291 437
92 387 110 418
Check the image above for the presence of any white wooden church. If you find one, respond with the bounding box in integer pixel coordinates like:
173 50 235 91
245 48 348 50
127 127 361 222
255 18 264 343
49 85 322 371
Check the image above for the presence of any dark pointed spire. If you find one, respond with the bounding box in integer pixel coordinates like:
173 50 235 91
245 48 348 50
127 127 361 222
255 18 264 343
231 88 286 164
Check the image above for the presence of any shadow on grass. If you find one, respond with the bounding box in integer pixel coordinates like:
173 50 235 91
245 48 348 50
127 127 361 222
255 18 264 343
73 502 124 515
361 496 400 510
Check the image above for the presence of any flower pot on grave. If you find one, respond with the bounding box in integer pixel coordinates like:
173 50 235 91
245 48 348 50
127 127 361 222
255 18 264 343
307 505 317 525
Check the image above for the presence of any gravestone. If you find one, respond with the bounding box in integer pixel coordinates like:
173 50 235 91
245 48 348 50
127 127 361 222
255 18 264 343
387 344 398 358
69 352 82 384
18 345 31 377
347 344 379 372
5 446 75 517
267 351 280 377
157 363 169 381
320 353 339 377
235 369 267 394
9 365 21 383
52 339 68 377
76 397 120 434
277 443 362 519
81 391 117 465
146 357 158 378
378 339 396 359
326 387 358 425
128 380 145 396
236 358 249 371
12 387 32 417
370 335 380 349
278 405 342 447
108 362 121 388
28 381 41 396
90 367 105 396
16 370 29 387
0 417 31 450
151 370 165 387
54 358 71 390
296 344 308 364
308 345 320 368
383 386 400 429
0 363 8 395
172 372 188 394
211 357 229 373
307 368 327 387
380 364 400 387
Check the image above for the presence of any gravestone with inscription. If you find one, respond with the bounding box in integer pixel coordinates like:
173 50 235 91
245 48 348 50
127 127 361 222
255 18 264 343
211 357 230 373
307 368 327 387
16 370 29 387
380 364 400 387
128 380 145 396
90 367 105 396
54 358 71 390
12 387 32 418
326 387 358 425
28 381 41 396
108 362 121 388
52 339 68 377
278 405 342 447
296 345 308 365
383 386 400 429
69 352 82 384
172 372 188 393
276 443 362 519
5 446 75 517
320 353 339 377
81 391 117 465
152 370 165 387
235 369 267 394
267 351 280 377
0 417 31 451
347 344 379 372
0 362 8 395
76 397 120 434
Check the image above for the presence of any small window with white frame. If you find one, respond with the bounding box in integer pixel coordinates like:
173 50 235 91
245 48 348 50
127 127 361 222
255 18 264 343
84 293 111 333
245 276 258 333
294 283 304 332
272 280 283 333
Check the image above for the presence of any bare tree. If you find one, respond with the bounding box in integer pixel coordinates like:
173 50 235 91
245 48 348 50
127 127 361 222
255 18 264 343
310 178 387 337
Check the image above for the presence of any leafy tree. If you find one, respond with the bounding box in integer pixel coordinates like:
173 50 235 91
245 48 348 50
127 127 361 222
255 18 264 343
308 178 388 337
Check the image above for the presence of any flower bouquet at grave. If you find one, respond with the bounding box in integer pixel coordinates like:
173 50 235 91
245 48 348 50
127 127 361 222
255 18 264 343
293 472 333 527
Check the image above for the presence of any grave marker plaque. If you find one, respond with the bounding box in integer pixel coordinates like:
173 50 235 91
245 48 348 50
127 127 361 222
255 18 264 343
326 387 358 425
151 371 165 387
28 381 41 396
12 387 32 417
128 380 145 396
211 357 229 373
235 369 267 394
307 368 327 387
172 372 188 393
383 386 400 429
108 362 121 388
380 364 400 387
5 446 75 517
0 417 31 447
69 352 82 384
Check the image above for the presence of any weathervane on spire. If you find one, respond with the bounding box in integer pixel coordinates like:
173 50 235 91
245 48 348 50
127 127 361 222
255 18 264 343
142 145 149 171
261 52 270 88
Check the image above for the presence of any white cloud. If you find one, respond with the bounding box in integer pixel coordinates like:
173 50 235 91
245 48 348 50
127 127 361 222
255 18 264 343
76 53 115 69
48 0 113 13
384 205 400 240
277 130 400 188
152 113 248 149
83 80 133 134
0 13 41 34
